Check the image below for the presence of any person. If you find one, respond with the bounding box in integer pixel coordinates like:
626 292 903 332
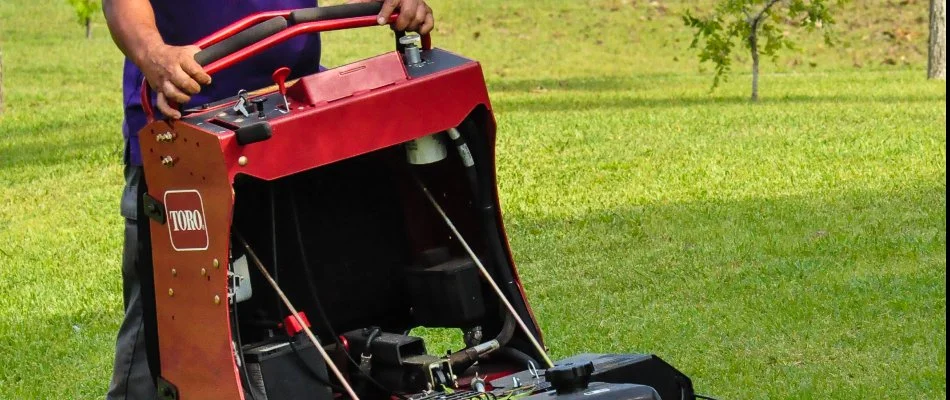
101 1 434 398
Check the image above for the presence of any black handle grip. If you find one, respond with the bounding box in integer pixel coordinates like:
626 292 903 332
194 16 289 66
288 3 383 25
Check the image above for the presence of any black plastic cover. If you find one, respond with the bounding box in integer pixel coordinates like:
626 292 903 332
405 257 486 327
235 121 273 145
243 336 333 400
342 330 427 366
521 382 660 400
556 354 694 400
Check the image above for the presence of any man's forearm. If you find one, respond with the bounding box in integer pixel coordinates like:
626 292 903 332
103 0 164 67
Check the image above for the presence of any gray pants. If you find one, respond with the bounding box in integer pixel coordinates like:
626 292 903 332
107 165 158 400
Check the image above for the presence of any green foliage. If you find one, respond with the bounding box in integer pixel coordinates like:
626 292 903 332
684 0 841 90
65 0 99 30
0 0 945 399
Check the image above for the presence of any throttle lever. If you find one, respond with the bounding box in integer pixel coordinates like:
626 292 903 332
232 90 251 117
272 67 292 113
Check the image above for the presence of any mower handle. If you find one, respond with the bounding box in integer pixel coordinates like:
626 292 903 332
142 3 431 122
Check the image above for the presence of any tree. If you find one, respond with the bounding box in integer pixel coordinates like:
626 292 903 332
0 47 4 115
929 0 946 80
684 0 841 101
66 0 100 39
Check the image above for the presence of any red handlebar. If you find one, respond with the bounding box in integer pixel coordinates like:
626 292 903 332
141 10 431 122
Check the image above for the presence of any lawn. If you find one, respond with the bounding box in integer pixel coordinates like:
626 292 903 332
0 0 945 399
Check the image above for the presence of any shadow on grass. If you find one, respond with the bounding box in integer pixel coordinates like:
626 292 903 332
505 184 945 396
488 74 686 93
489 74 945 112
494 92 946 113
505 183 945 343
0 134 122 172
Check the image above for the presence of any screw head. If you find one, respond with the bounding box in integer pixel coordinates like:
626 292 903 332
200 268 207 276
238 156 248 166
168 288 174 297
213 259 220 268
214 295 221 305
171 269 177 277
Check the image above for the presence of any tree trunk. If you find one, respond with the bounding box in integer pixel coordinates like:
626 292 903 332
0 47 4 115
930 0 946 79
749 29 760 102
85 18 92 39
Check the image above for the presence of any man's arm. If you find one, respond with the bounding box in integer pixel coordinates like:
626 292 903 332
103 0 211 118
350 0 434 34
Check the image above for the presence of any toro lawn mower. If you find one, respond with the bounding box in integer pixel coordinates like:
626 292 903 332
137 4 700 400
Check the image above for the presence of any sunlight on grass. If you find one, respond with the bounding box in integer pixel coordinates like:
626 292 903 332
0 0 945 399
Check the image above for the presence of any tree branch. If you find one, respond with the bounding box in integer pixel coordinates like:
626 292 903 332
751 0 783 26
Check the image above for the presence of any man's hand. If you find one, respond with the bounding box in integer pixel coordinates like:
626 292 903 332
349 0 434 35
140 44 212 119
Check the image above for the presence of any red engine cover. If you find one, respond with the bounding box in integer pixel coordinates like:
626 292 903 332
139 48 543 399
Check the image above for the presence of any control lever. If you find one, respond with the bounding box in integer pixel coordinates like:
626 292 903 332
252 98 267 118
233 89 251 117
272 67 292 113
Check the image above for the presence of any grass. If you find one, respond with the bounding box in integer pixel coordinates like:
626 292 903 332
0 0 945 399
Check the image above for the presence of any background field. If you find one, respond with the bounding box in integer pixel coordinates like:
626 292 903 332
0 0 945 399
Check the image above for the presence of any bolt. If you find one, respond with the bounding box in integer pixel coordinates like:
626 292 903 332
214 295 221 305
161 156 176 167
238 156 248 166
171 269 177 277
213 259 220 268
200 268 207 276
168 288 174 297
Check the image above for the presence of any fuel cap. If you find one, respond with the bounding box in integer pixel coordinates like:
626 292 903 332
545 361 595 394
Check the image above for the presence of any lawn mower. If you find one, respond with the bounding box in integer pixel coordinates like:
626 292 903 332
137 4 698 400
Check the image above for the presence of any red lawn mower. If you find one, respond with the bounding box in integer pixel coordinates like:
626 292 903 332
138 4 698 400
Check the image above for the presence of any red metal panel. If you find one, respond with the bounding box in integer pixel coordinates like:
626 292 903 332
141 122 243 400
286 52 408 105
222 57 491 182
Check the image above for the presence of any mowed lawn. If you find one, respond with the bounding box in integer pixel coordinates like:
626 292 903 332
0 0 945 399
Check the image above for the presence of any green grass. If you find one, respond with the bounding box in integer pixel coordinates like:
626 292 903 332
0 0 945 399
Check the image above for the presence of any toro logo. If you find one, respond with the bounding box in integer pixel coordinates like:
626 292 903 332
164 190 209 251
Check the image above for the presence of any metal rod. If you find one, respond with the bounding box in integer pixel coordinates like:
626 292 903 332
413 177 555 368
236 234 361 400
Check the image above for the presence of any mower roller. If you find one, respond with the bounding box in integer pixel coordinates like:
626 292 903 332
137 4 699 400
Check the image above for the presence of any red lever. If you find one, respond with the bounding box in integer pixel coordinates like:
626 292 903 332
272 67 292 112
273 67 290 95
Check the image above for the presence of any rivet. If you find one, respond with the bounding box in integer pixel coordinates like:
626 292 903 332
171 269 177 277
168 288 174 297
213 258 220 268
214 295 221 305
200 268 207 276
238 156 248 166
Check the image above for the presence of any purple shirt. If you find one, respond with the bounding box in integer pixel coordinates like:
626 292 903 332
123 0 322 165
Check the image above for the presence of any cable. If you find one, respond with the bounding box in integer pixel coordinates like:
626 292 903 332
694 395 722 400
237 233 361 400
412 174 555 368
270 185 283 316
288 193 411 400
362 327 381 358
230 292 258 400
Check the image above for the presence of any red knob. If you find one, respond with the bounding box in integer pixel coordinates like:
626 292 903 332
272 67 291 96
